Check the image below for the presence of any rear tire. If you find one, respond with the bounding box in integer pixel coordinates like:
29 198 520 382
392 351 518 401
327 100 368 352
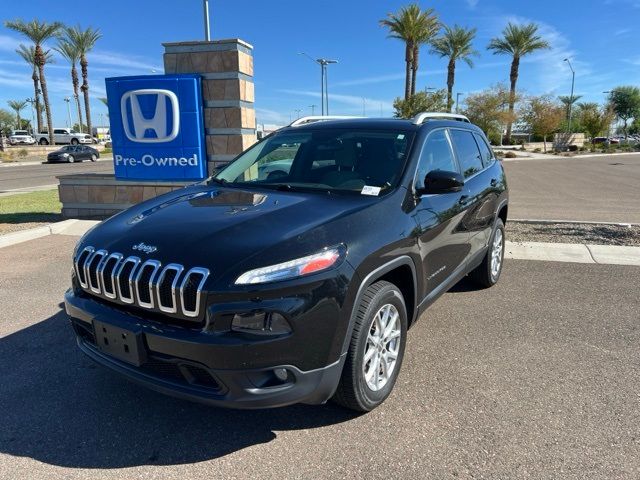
39 138 49 145
71 138 79 145
470 218 505 288
332 280 407 412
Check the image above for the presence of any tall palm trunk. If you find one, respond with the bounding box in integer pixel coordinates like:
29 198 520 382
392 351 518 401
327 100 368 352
411 45 419 97
80 55 92 136
505 55 520 145
404 43 412 101
30 68 43 133
446 59 455 112
36 45 54 145
71 64 83 131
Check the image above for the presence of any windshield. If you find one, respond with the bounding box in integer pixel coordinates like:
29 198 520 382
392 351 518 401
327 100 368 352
214 128 414 194
13 130 28 135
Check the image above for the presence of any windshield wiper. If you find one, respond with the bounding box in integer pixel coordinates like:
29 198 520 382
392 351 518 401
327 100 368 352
208 177 229 186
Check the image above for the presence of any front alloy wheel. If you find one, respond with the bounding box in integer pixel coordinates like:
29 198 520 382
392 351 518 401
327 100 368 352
333 280 407 412
470 217 505 287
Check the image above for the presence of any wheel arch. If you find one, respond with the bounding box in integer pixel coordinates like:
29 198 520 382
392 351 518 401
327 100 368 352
341 256 417 356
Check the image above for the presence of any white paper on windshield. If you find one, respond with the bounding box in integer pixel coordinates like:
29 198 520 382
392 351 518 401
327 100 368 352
361 185 381 196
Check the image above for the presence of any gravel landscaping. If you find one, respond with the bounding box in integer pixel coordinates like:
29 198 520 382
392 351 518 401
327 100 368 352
506 221 640 246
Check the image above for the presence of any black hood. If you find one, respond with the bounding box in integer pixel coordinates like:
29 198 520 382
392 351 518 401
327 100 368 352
80 184 378 283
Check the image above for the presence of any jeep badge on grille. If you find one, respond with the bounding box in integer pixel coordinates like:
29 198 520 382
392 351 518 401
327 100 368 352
132 242 158 254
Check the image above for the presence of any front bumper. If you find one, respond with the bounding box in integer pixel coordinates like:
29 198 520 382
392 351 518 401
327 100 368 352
64 279 349 408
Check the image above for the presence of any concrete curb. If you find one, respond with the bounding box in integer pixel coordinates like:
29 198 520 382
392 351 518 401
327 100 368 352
0 219 100 249
510 219 638 227
2 221 640 266
0 156 113 168
505 241 640 266
501 151 639 162
0 184 58 197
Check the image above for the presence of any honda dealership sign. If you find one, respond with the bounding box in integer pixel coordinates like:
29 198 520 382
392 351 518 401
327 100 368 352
105 74 206 180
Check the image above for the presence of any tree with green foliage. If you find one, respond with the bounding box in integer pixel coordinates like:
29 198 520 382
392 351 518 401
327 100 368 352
63 25 102 139
558 94 582 129
7 100 28 130
15 44 54 134
431 25 479 112
393 89 447 118
521 95 564 152
607 86 640 138
0 109 15 137
55 37 84 133
462 84 516 144
629 117 640 136
577 102 615 141
488 22 550 144
380 4 440 100
5 19 63 145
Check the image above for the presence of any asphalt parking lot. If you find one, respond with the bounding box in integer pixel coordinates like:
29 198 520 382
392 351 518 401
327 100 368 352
1 234 638 479
503 153 640 223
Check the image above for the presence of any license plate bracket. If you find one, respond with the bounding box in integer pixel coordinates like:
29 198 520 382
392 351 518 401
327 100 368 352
93 320 146 366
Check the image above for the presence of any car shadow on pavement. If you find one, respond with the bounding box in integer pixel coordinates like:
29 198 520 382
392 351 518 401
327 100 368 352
0 309 359 469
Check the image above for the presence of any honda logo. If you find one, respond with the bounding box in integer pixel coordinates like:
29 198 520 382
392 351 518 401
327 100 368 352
121 89 180 143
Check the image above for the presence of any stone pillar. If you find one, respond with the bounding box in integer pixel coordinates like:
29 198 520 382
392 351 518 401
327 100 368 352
163 39 256 174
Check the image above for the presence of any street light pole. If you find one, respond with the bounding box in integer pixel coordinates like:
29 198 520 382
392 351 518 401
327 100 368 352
203 0 211 41
564 58 575 134
63 97 72 129
309 104 317 116
299 53 338 116
25 98 36 135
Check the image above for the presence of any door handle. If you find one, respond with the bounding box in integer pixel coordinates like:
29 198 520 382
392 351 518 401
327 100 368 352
490 178 497 187
458 195 469 205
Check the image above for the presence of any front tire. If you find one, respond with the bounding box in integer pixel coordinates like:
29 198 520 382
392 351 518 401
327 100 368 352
333 280 407 412
71 138 79 145
90 154 97 162
67 155 75 163
470 218 505 288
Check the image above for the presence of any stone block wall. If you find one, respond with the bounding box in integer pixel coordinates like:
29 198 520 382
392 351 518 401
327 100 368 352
163 39 256 174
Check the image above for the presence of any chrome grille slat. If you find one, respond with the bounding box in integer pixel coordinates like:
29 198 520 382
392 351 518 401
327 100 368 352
74 246 208 319
180 267 210 318
115 256 141 304
157 264 184 314
135 259 162 309
100 253 123 299
87 250 108 294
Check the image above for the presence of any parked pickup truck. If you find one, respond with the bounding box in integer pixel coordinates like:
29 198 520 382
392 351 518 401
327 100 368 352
35 128 93 145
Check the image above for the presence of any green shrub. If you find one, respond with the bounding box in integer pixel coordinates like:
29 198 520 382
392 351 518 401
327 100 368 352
18 148 28 158
504 151 517 158
533 147 541 153
102 147 112 154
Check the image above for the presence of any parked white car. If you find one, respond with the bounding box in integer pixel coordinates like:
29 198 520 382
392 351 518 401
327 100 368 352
35 128 93 145
9 130 35 145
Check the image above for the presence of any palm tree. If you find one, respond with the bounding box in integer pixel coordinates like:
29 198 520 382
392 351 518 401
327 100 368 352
488 22 550 144
558 94 582 124
7 100 28 129
380 4 440 100
5 19 63 145
15 45 53 133
64 25 102 138
409 8 439 97
431 25 479 112
55 38 84 133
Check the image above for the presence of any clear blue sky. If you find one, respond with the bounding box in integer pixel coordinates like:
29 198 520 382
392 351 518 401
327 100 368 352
1 0 639 128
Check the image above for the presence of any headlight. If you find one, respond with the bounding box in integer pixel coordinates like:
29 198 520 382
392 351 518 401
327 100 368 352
235 246 344 285
62 153 69 157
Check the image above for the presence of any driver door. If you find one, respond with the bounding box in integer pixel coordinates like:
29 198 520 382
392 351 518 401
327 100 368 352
412 129 472 293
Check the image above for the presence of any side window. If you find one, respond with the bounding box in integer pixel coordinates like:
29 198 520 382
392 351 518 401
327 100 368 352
449 129 484 178
54 129 65 135
473 133 494 166
415 129 458 190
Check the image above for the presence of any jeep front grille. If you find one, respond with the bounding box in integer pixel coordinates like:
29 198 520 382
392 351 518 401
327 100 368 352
74 246 210 320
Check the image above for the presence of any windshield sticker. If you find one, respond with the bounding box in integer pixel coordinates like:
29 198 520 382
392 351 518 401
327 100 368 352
361 185 381 196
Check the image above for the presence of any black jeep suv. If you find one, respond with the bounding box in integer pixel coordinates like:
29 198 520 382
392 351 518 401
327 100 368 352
65 113 508 411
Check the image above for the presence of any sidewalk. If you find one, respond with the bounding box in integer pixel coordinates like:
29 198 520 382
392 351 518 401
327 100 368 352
0 156 113 167
2 219 640 266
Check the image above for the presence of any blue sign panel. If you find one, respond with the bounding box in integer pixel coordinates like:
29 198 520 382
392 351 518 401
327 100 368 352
105 74 206 180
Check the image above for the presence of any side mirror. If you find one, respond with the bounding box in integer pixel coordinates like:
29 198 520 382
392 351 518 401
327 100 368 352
418 170 464 195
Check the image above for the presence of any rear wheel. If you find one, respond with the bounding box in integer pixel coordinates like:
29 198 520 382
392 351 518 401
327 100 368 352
470 218 505 287
39 138 49 145
332 280 407 412
71 138 79 145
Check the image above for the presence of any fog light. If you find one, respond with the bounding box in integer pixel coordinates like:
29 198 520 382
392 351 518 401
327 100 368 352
274 368 288 381
231 311 292 335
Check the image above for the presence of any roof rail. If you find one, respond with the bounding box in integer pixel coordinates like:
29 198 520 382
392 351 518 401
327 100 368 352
411 112 470 125
289 115 361 127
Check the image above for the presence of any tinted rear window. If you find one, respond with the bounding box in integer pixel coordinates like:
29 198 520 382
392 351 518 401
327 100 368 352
449 129 483 178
